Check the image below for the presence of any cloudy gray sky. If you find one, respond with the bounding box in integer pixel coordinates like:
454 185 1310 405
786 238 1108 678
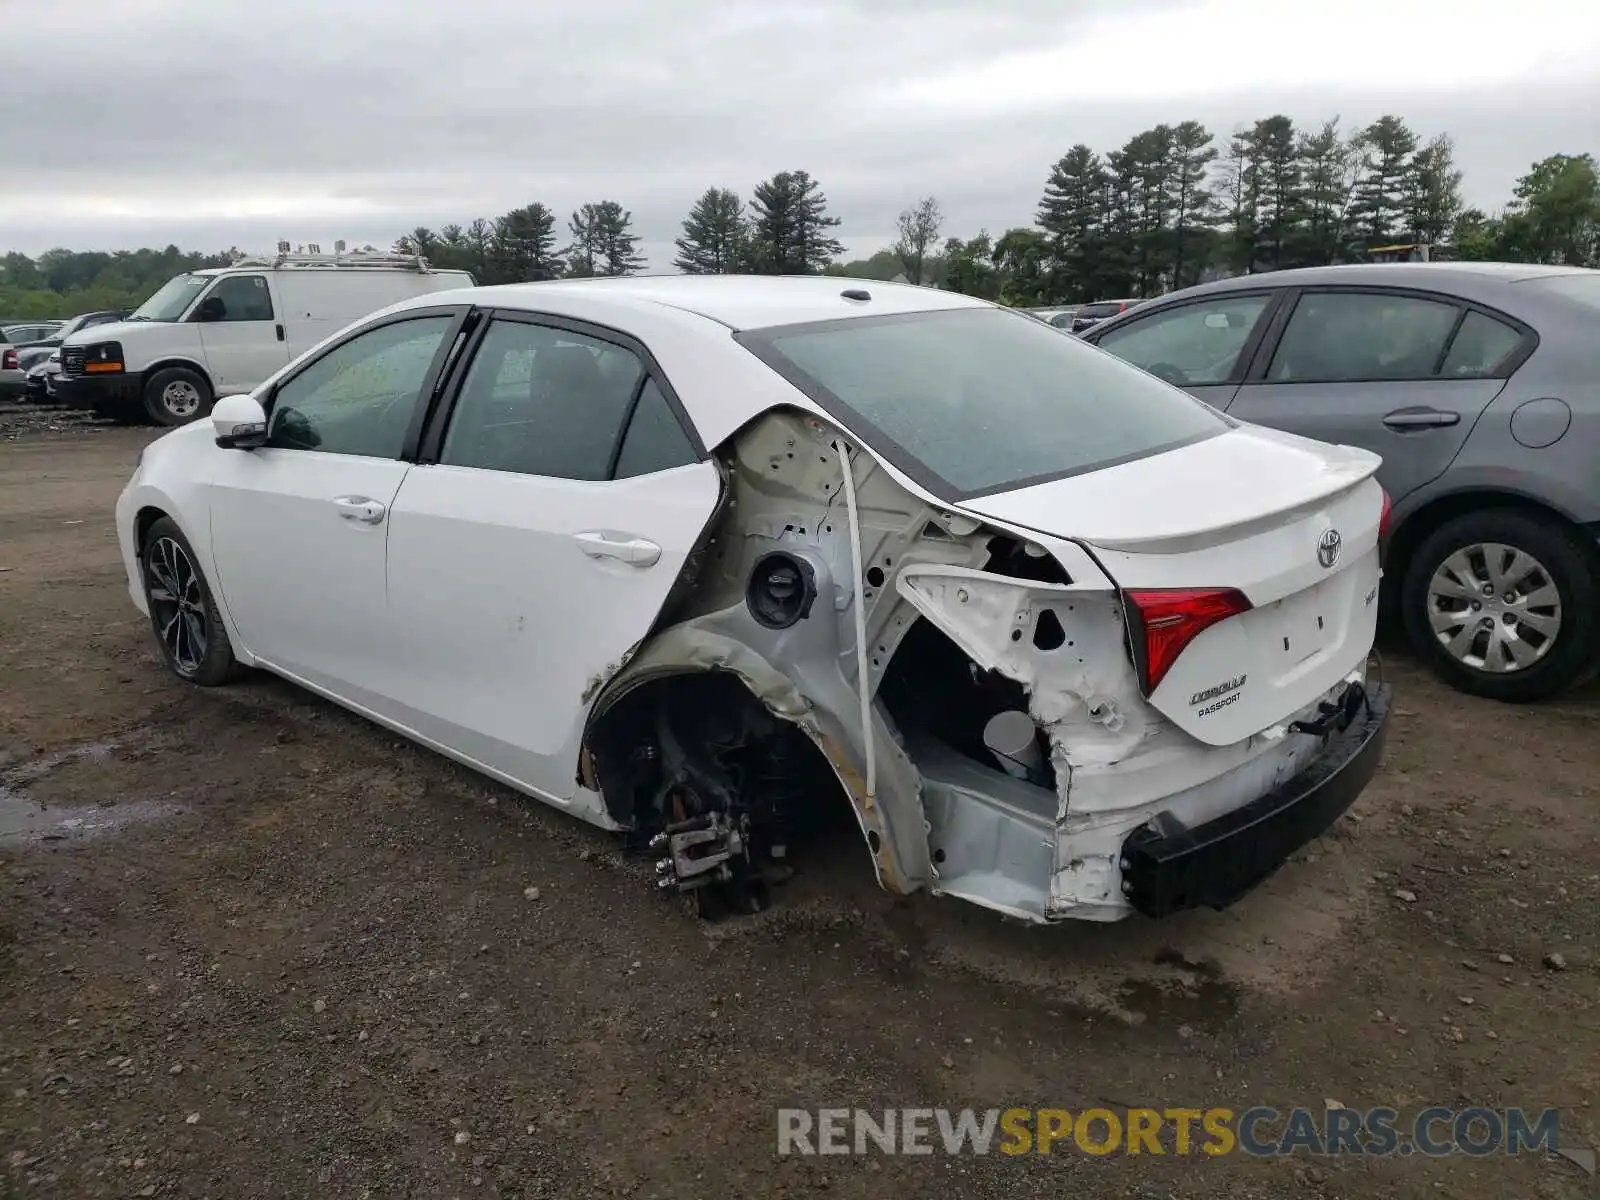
3 0 1597 267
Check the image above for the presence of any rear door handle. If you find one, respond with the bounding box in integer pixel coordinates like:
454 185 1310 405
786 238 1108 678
332 495 387 525
573 531 661 567
1383 407 1460 430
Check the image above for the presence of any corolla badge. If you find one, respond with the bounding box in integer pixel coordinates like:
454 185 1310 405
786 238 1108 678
1317 528 1342 569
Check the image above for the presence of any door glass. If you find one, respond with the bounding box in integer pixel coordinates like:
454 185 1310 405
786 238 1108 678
1096 295 1271 385
440 321 645 480
1439 311 1523 378
1267 292 1460 382
203 275 276 322
613 379 698 478
267 316 452 458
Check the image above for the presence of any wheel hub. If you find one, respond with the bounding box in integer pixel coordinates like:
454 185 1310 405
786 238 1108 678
162 381 200 417
145 536 208 674
1425 541 1562 674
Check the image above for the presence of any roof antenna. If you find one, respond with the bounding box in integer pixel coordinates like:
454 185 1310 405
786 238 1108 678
840 287 871 302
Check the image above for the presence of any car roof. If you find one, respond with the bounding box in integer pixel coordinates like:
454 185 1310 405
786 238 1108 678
365 275 991 451
1175 261 1588 296
440 273 985 331
1085 263 1600 338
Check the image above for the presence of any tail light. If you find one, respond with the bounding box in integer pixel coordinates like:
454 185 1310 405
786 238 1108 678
1 350 16 371
1124 587 1253 695
1378 487 1393 541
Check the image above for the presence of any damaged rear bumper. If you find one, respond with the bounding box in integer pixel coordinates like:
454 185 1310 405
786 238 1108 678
1119 681 1392 918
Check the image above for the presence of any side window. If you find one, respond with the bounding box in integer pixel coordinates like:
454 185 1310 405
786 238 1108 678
1267 292 1460 383
267 316 452 458
439 320 644 481
1096 295 1271 385
203 275 275 322
1440 311 1523 378
614 379 698 478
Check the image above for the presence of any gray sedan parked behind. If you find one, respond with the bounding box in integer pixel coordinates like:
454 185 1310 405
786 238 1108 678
1084 262 1600 703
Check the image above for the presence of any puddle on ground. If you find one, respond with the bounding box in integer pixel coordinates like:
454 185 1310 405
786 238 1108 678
0 739 185 846
1115 948 1241 1032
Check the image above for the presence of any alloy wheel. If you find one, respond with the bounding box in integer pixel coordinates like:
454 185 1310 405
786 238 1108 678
146 537 208 674
1425 541 1562 674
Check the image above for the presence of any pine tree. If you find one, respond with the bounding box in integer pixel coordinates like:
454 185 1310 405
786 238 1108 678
1404 133 1464 249
1036 144 1109 302
1346 115 1419 253
1291 120 1355 267
674 188 747 274
1166 121 1218 289
491 203 564 282
748 171 845 275
596 203 646 276
565 205 603 278
464 218 494 282
1126 125 1175 294
1213 130 1261 274
1249 116 1300 269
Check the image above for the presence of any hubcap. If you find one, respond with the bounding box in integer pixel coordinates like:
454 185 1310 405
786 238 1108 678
1426 542 1562 674
145 537 208 674
161 380 201 417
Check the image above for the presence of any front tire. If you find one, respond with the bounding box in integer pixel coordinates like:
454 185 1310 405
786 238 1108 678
141 517 239 686
1400 510 1599 702
143 366 212 427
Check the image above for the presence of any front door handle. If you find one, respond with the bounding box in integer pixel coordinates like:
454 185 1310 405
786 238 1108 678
573 531 661 567
332 495 387 525
275 323 285 342
1383 407 1460 430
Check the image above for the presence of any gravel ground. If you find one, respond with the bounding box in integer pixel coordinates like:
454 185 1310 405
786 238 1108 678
1 415 1597 1199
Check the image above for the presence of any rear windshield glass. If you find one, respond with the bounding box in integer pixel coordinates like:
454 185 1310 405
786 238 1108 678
1079 302 1126 318
736 308 1230 498
1520 271 1600 309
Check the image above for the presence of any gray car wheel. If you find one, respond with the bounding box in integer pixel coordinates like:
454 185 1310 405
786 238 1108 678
1401 510 1599 702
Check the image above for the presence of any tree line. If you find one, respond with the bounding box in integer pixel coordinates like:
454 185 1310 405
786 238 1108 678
388 169 846 282
879 118 1599 306
2 115 1596 322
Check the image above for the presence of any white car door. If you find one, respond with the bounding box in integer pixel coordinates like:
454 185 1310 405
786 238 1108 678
207 309 468 710
193 273 293 392
383 314 720 805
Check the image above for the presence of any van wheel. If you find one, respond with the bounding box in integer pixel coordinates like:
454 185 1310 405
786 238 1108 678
1400 510 1600 703
143 367 213 427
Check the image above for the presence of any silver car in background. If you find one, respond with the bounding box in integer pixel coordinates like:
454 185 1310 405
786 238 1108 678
1084 262 1600 703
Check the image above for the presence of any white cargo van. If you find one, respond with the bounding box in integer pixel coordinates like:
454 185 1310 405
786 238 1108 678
56 251 475 426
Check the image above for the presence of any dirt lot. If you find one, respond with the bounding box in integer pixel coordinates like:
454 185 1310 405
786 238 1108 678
1 410 1596 1199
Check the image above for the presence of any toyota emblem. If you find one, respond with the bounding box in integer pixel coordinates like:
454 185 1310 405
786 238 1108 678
1317 528 1342 569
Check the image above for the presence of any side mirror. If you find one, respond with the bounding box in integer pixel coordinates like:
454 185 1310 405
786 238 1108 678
194 297 225 323
212 394 268 449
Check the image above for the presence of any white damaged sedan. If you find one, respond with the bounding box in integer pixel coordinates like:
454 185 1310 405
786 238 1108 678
116 275 1392 922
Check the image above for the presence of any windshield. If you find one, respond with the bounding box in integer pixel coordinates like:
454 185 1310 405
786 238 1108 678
131 274 211 322
1520 271 1600 310
737 308 1230 498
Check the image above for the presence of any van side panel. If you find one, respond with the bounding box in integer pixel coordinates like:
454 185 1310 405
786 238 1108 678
275 270 476 358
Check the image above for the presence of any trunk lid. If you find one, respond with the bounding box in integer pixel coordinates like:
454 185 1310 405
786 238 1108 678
955 425 1384 745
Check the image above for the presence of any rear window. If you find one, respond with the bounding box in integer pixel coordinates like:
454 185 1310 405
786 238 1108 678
736 308 1230 499
1520 271 1600 309
1079 303 1123 319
